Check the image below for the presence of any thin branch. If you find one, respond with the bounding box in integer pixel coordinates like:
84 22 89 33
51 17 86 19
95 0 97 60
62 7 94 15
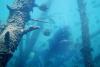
22 26 40 35
0 24 6 34
31 19 48 23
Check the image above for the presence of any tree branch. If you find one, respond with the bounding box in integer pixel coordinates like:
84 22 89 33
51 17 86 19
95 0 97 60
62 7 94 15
22 26 40 35
0 24 6 34
31 19 48 23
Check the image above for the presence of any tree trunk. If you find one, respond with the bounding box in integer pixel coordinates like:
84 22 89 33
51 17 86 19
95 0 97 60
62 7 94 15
77 0 94 67
0 0 37 67
20 0 53 66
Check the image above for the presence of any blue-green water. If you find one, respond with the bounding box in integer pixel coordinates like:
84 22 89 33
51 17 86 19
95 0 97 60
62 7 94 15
0 0 100 67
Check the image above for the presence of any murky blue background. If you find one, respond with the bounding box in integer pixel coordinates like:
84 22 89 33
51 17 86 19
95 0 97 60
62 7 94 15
0 0 100 67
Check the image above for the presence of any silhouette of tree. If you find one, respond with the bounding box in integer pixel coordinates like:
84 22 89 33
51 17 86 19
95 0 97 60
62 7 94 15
77 0 94 67
0 0 40 67
44 26 71 67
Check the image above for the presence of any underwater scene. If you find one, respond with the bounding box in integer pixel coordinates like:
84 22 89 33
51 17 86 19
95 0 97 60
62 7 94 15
0 0 100 67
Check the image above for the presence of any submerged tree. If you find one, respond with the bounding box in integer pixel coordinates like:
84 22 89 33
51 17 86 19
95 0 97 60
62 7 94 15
0 0 41 67
44 26 71 67
77 0 94 67
20 0 54 67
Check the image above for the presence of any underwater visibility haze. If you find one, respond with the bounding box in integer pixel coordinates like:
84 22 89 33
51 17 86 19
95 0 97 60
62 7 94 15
0 0 100 67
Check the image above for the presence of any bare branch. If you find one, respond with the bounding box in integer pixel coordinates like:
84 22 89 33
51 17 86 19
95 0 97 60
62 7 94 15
0 24 6 34
7 5 14 11
22 26 40 35
31 19 48 23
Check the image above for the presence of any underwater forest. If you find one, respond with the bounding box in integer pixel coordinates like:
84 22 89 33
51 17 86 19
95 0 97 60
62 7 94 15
0 0 100 67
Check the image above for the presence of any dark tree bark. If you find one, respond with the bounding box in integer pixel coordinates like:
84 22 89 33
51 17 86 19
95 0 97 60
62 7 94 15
77 0 94 67
0 0 39 67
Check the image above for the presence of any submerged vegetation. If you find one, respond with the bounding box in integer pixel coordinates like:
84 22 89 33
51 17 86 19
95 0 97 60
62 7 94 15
0 0 100 67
